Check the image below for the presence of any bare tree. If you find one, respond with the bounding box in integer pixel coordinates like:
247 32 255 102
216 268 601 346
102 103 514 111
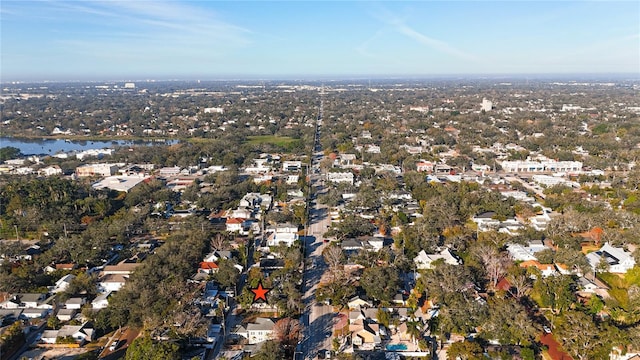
273 317 301 349
474 244 510 288
507 273 532 300
323 244 345 270
210 233 229 251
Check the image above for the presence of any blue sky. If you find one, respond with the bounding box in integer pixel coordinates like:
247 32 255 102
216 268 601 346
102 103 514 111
1 1 639 81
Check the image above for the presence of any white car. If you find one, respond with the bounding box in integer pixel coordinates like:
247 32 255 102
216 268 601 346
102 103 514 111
109 340 120 351
543 326 552 334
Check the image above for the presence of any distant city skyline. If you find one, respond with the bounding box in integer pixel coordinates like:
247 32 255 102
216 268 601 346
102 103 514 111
1 1 639 82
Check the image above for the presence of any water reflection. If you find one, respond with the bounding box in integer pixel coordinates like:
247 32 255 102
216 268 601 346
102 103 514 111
0 137 178 155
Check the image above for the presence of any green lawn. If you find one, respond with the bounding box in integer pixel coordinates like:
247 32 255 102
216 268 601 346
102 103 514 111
246 135 298 146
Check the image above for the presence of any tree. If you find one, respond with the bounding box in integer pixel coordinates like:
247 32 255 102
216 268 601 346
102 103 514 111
472 243 510 288
360 265 400 303
322 244 345 270
507 272 532 301
252 340 286 360
210 233 230 251
0 146 21 162
480 298 537 346
125 335 180 360
273 318 301 350
47 315 61 330
212 258 240 289
447 340 484 360
316 268 356 309
532 275 575 313
377 307 390 328
556 310 608 360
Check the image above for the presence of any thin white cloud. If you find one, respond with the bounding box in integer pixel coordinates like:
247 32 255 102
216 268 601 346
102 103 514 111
394 23 479 62
369 6 479 63
44 0 251 45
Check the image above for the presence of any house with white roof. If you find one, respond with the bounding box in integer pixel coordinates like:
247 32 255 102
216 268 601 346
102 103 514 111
414 248 461 270
327 171 354 184
266 223 299 247
506 241 547 262
52 274 76 293
586 243 636 274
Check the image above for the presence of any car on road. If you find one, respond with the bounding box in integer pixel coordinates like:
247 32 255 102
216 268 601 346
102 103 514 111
323 238 330 243
109 339 121 351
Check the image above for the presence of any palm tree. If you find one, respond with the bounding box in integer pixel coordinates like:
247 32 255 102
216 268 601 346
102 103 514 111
406 321 422 345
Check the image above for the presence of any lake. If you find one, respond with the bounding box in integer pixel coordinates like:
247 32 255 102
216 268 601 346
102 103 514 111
0 137 177 155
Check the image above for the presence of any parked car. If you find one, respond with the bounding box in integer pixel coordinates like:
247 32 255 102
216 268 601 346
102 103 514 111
109 340 121 351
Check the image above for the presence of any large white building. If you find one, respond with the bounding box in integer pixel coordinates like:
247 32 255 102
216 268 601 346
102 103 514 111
327 171 354 184
481 98 493 111
500 160 582 173
92 175 149 192
586 243 636 274
75 163 119 177
531 175 580 188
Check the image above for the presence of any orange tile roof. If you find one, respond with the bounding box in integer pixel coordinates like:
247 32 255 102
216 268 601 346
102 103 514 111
199 262 219 270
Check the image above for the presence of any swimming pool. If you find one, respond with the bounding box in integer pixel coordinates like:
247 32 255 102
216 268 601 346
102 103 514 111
386 343 408 351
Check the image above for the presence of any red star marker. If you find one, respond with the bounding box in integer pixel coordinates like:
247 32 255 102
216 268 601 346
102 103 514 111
251 282 270 303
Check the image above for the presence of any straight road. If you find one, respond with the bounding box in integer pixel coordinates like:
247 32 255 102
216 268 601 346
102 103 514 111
300 97 336 360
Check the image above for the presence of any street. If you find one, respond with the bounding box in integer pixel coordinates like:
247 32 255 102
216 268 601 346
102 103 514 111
299 99 337 360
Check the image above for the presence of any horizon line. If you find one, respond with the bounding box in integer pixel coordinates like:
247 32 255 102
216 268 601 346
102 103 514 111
3 72 640 84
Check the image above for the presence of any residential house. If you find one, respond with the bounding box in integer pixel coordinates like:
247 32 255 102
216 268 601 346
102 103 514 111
102 260 140 275
586 243 636 274
65 297 86 310
247 317 275 344
199 262 219 274
203 250 233 263
158 166 182 177
282 161 302 172
416 161 434 173
413 248 461 270
350 319 381 349
57 308 77 321
40 165 63 177
286 175 299 185
41 323 95 345
396 323 413 342
44 263 77 274
327 172 354 184
341 238 365 253
266 223 299 247
506 241 547 262
52 274 76 293
472 212 500 232
519 260 556 277
348 296 373 310
97 274 128 293
340 154 357 166
0 293 50 309
22 308 49 319
259 258 285 276
0 309 23 325
91 292 111 309
225 218 246 233
578 277 600 294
